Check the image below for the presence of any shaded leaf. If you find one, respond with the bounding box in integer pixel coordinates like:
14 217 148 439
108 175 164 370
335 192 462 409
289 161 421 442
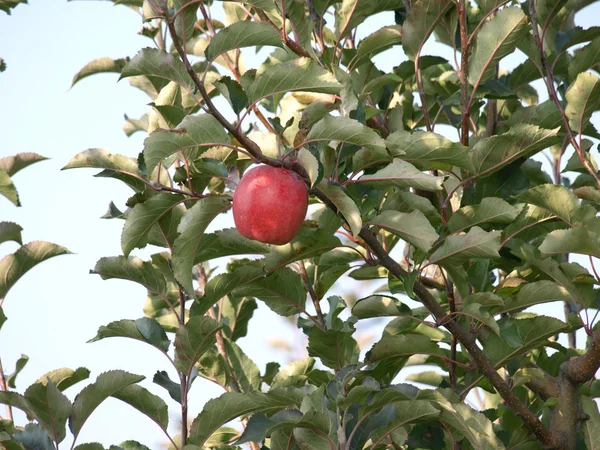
120 47 193 90
306 116 387 153
172 197 231 294
447 197 519 233
247 58 341 103
352 295 412 319
35 367 91 392
349 25 403 70
0 241 71 299
88 318 170 352
565 72 600 134
318 182 362 237
206 21 283 61
0 222 23 246
0 153 47 177
121 193 186 256
429 227 501 265
402 0 454 60
143 114 230 173
468 7 528 87
188 389 303 446
386 130 473 171
0 169 18 206
71 57 129 87
92 256 167 299
470 125 560 178
112 384 169 430
23 381 71 443
368 210 439 252
356 159 444 192
175 316 222 375
152 371 181 404
69 371 144 436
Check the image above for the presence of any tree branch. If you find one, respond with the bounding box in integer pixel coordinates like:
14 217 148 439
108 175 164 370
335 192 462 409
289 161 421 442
357 228 557 448
529 1 600 190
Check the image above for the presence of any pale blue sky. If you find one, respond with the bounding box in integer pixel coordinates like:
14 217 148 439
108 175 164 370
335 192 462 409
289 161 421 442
1 0 600 447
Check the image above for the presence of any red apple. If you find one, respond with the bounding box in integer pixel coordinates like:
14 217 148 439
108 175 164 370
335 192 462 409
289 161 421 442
233 165 308 245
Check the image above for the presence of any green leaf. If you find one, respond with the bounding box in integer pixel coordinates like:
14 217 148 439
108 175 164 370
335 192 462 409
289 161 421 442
62 148 139 174
368 210 439 252
569 36 600 80
121 193 186 256
223 339 261 392
0 241 71 299
437 402 505 450
352 295 412 319
271 358 315 389
401 0 454 60
318 182 362 237
152 371 181 403
429 227 501 265
539 227 600 258
188 389 303 446
12 424 53 450
581 396 600 450
368 334 443 363
386 130 473 171
349 25 403 70
71 57 129 87
516 184 582 225
0 153 47 177
23 381 71 443
306 116 387 153
447 197 519 233
470 125 560 178
0 0 27 15
120 47 193 90
221 296 257 341
69 371 144 437
0 168 18 206
88 317 170 352
336 0 403 39
369 400 439 446
143 114 230 174
174 315 222 375
172 197 231 294
214 76 249 115
462 303 499 335
206 21 283 61
493 280 570 315
264 228 342 273
234 268 308 317
297 148 321 188
565 72 600 134
92 256 167 299
356 159 445 192
0 222 23 246
192 228 270 263
6 354 28 388
247 58 342 103
308 327 359 370
35 367 90 392
112 384 169 430
468 6 528 87
483 316 567 367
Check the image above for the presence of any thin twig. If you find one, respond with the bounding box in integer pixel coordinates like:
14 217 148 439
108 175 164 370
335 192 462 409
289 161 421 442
0 358 13 422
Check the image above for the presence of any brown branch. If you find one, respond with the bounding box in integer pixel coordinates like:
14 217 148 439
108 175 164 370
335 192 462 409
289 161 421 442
298 260 325 328
357 228 556 448
457 0 469 146
0 358 13 422
565 327 600 385
529 1 600 190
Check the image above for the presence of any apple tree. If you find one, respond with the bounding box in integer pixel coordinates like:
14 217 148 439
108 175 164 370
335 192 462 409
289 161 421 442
3 0 600 449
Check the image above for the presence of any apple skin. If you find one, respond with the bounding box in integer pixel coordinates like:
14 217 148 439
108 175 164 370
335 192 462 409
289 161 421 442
233 165 308 245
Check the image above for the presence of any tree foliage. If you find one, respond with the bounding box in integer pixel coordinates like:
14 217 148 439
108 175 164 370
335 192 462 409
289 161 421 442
2 0 600 449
